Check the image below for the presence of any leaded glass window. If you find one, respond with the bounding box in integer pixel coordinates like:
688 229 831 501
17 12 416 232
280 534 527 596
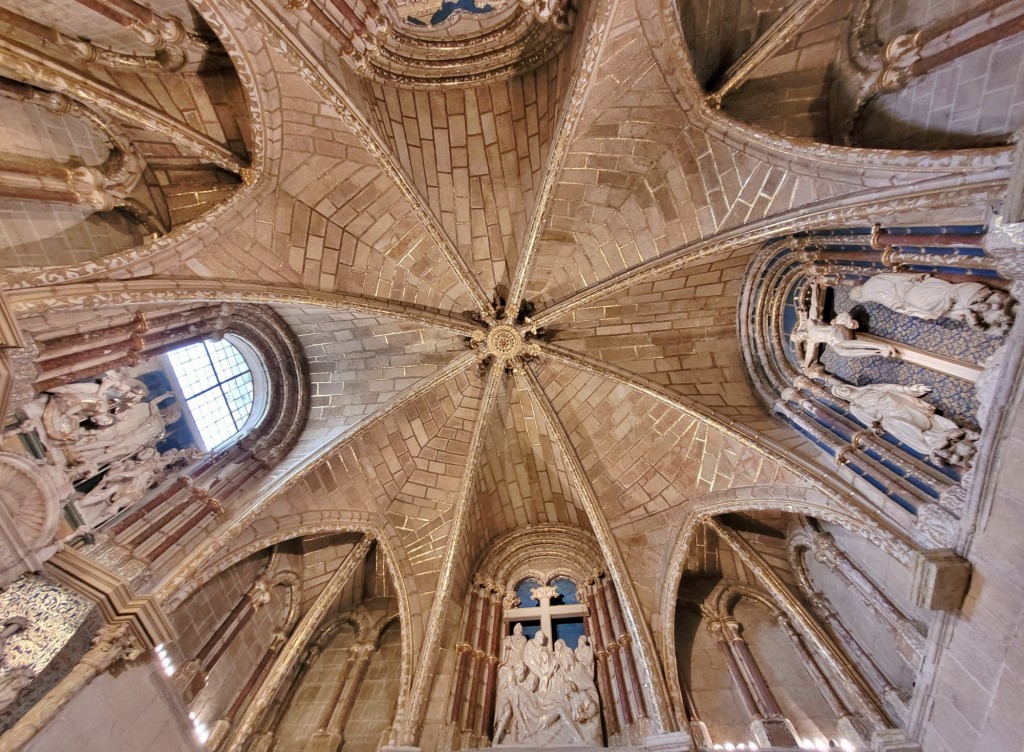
166 339 254 450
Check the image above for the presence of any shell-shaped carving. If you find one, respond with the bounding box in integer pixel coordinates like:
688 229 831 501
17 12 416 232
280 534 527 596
0 452 63 557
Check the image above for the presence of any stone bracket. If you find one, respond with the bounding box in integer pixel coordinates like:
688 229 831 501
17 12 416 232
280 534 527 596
911 549 972 611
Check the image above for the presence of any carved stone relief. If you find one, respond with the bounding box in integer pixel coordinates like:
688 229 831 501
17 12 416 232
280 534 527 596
493 627 600 747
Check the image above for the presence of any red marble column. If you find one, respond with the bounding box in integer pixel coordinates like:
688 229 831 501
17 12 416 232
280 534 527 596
583 583 619 738
708 620 762 721
593 582 633 729
143 493 222 563
480 590 503 738
450 592 479 726
465 593 490 734
110 476 188 536
607 583 648 720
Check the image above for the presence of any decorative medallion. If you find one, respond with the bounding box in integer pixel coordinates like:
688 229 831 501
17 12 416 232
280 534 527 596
465 295 546 374
487 324 523 357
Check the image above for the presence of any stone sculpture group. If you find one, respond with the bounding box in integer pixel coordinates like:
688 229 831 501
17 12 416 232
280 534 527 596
9 369 198 535
493 624 601 747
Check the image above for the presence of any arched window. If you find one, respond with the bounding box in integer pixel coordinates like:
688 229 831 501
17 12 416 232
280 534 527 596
165 336 268 451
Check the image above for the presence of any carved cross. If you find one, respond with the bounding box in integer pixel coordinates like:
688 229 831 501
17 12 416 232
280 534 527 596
504 585 588 644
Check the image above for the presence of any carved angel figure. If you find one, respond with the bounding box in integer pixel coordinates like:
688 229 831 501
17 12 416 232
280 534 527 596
849 272 1012 334
831 382 977 468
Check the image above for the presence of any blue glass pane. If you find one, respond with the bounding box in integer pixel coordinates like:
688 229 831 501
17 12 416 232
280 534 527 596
550 577 578 605
515 579 542 607
552 617 586 649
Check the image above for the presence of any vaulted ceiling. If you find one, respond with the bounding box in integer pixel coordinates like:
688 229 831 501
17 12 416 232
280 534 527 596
4 0 1016 707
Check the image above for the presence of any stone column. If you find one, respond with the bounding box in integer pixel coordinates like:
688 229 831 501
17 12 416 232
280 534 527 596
449 592 479 730
305 641 376 752
707 0 835 105
775 613 871 747
465 594 490 736
711 520 890 734
223 534 374 752
582 582 619 739
709 616 799 748
592 580 633 730
809 593 909 724
679 678 712 749
705 618 763 722
606 581 649 724
249 641 325 752
811 532 926 667
480 587 504 739
208 630 287 751
178 577 270 703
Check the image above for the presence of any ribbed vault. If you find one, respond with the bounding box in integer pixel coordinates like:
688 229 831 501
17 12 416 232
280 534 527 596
3 0 1018 747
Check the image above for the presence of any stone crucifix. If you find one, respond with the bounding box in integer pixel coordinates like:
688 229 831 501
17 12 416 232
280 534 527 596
504 585 588 643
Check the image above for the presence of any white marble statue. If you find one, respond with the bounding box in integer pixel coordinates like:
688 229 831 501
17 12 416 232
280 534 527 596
71 446 201 533
791 310 896 371
24 371 148 442
849 272 1012 335
493 625 602 747
63 393 180 478
831 382 977 468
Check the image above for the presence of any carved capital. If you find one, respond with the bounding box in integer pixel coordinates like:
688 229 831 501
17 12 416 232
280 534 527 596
246 578 271 608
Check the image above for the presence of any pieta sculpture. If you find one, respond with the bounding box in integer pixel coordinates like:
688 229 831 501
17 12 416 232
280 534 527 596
493 626 601 746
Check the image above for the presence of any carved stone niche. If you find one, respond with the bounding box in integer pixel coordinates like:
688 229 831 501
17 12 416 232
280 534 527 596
0 452 71 587
911 549 971 611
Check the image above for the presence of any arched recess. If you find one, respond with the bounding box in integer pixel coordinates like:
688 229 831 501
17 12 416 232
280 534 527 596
787 519 933 722
666 0 1024 150
158 517 415 736
439 524 658 750
166 543 301 743
0 0 277 284
637 0 1013 182
1 301 308 587
666 509 916 749
655 484 920 734
256 561 401 752
739 223 1016 550
705 583 844 746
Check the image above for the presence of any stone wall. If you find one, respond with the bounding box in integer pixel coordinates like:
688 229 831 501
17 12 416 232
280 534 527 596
918 358 1024 751
23 660 200 752
345 620 402 752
